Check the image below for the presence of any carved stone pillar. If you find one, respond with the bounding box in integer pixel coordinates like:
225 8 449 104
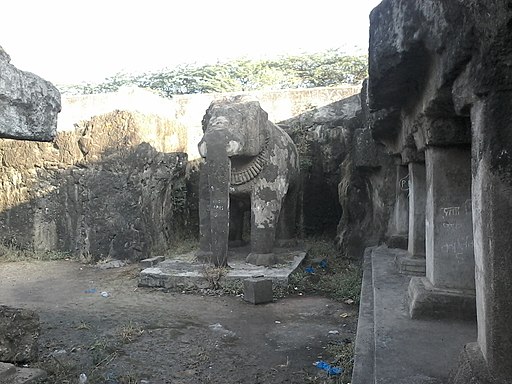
396 161 427 275
451 93 512 383
407 162 426 258
408 146 476 319
387 163 409 249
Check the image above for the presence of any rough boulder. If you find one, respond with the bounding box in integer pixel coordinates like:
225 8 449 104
0 45 60 141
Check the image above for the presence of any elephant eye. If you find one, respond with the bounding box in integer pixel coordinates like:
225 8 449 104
210 116 230 129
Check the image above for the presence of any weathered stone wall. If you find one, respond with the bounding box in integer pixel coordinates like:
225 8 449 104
278 85 395 257
0 110 188 261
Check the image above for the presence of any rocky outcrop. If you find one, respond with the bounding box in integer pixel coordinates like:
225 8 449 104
0 45 60 141
0 110 188 261
0 306 40 363
280 95 359 237
335 84 396 258
280 87 395 258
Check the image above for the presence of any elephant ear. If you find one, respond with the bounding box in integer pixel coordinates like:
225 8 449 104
237 99 268 157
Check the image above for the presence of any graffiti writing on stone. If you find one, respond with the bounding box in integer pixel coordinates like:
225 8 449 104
441 236 474 254
439 200 473 258
442 206 460 217
442 222 463 230
400 174 409 192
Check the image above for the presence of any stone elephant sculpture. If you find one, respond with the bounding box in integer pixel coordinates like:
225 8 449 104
197 96 300 267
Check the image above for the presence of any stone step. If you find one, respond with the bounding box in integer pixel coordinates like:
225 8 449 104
0 362 46 384
351 247 376 383
352 246 477 384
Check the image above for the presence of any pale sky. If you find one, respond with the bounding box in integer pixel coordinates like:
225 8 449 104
1 0 381 85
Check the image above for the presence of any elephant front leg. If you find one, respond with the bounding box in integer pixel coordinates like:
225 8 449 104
246 190 281 266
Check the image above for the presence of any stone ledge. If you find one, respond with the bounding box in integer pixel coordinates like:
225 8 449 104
352 245 476 383
351 247 375 384
408 277 476 320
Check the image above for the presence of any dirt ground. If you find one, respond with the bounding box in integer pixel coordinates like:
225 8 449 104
0 260 358 384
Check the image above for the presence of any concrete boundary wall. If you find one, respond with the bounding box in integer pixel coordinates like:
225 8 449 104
59 86 361 160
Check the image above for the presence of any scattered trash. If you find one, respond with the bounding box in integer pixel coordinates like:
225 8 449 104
328 330 339 335
84 288 96 294
319 259 328 269
100 291 110 298
51 349 67 356
277 356 290 368
344 298 355 305
314 360 344 376
305 266 315 274
79 373 88 383
209 323 224 331
208 323 237 340
340 313 349 318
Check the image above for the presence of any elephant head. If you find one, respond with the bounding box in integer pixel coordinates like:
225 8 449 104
198 96 270 266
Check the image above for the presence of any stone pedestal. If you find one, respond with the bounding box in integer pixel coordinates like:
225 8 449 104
451 95 512 383
409 146 476 319
387 164 409 249
397 162 427 275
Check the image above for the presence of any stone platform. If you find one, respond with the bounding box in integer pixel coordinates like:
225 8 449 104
352 246 477 384
138 246 306 290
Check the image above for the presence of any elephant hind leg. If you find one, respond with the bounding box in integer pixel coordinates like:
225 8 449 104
246 191 279 266
229 196 249 247
276 183 300 247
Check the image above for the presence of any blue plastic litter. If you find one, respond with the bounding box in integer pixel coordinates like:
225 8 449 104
319 259 328 269
84 288 97 294
305 266 315 274
314 360 344 376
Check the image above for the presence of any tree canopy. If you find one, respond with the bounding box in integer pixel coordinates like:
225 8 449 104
59 49 368 98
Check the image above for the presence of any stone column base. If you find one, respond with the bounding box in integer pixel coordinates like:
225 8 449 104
449 342 509 384
395 253 426 276
408 277 476 320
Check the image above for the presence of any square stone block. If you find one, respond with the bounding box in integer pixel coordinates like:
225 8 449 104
243 277 273 304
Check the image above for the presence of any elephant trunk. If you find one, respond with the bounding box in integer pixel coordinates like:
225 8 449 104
205 134 230 267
